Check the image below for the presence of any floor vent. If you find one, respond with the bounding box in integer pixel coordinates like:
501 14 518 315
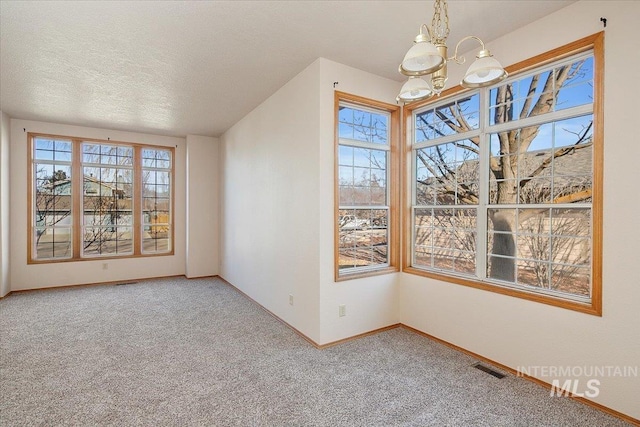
472 362 506 379
115 282 138 286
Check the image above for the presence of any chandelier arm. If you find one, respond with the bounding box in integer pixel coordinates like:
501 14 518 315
448 35 486 65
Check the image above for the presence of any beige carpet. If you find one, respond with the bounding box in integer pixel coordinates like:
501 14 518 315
0 277 630 426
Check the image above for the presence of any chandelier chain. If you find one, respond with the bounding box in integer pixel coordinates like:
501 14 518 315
431 0 450 43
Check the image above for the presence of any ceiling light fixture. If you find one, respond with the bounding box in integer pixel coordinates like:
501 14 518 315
396 0 508 103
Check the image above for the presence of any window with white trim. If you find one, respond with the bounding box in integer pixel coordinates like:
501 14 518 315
29 134 174 262
406 34 602 313
335 92 399 279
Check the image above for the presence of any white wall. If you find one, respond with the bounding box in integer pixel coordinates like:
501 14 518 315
317 59 402 344
399 1 640 419
186 134 220 278
0 111 10 297
220 58 405 345
9 119 187 290
220 60 322 342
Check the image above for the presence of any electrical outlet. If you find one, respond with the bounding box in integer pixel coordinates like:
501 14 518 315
289 294 294 305
102 263 108 270
339 305 346 317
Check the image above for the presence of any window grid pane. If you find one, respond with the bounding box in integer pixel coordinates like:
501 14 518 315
416 140 480 206
415 93 480 143
83 227 133 256
414 208 477 276
33 137 73 260
489 54 594 125
339 209 388 270
338 105 389 145
142 149 173 254
35 227 72 259
339 147 387 206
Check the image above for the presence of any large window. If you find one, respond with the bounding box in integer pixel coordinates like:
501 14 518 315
335 92 400 280
29 134 174 262
405 33 603 314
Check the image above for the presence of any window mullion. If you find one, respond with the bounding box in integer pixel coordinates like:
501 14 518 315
133 146 142 256
413 129 481 150
476 88 490 280
72 139 82 259
339 138 391 151
411 147 417 207
411 136 418 267
341 205 388 210
486 103 593 135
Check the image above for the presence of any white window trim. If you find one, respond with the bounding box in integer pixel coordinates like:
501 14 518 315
406 40 601 311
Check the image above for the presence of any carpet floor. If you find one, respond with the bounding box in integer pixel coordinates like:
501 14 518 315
0 276 630 426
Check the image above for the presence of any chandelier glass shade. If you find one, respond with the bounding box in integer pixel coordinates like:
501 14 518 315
461 50 508 87
397 76 433 103
398 28 444 76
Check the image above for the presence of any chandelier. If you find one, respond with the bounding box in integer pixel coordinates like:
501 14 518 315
397 0 508 103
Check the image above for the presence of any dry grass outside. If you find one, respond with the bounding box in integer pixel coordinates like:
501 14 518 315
413 253 589 298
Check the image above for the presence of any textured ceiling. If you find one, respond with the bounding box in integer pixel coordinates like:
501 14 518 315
0 1 575 138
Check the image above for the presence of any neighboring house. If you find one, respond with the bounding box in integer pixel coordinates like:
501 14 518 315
36 175 167 238
417 145 592 204
36 175 132 231
41 175 127 198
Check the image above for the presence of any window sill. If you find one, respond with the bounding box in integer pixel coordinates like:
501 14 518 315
27 251 175 265
403 266 602 316
335 265 399 282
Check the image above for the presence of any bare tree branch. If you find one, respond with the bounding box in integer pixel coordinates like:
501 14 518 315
519 122 593 187
518 62 585 153
519 74 540 119
553 189 592 204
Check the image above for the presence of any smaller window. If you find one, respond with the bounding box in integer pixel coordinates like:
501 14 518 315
335 92 399 280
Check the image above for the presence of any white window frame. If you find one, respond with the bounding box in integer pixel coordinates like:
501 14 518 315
335 92 400 281
403 33 603 315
